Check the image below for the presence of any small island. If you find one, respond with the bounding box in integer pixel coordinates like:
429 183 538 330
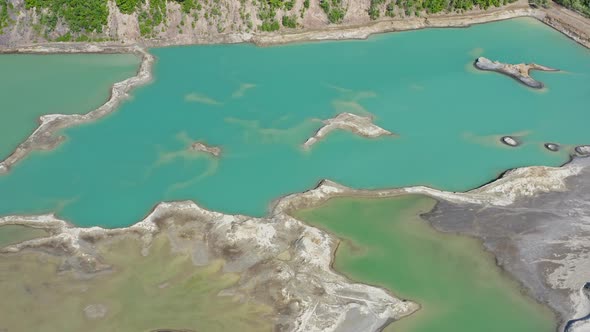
190 141 222 157
474 57 559 89
544 143 560 152
303 113 394 150
501 136 520 147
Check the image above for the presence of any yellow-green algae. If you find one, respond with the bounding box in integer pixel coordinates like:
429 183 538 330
295 195 556 332
0 234 272 332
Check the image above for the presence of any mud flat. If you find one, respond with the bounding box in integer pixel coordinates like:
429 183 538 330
1 146 590 330
474 56 559 89
0 202 417 331
303 112 394 150
0 45 153 175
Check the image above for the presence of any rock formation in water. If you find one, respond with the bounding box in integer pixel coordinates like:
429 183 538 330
545 143 560 152
501 136 520 147
303 112 394 149
474 56 559 89
190 141 221 157
0 201 416 332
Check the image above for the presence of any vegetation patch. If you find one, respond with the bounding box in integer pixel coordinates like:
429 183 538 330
0 0 13 34
282 14 297 28
371 0 516 19
320 0 346 23
554 0 590 17
24 0 109 33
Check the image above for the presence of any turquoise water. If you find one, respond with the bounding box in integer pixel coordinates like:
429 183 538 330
0 54 140 160
0 18 589 227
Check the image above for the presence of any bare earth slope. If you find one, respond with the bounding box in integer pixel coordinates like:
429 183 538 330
1 0 589 49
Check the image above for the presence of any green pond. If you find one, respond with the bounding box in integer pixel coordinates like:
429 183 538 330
0 18 589 227
294 195 557 332
0 54 140 161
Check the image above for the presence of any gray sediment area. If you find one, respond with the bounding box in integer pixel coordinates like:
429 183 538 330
302 112 394 150
424 156 590 331
275 153 590 332
474 56 559 89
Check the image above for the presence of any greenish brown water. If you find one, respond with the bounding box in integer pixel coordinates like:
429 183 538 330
295 195 556 332
0 234 272 332
0 225 47 247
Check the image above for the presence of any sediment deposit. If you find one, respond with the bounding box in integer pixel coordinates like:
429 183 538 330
1 146 590 330
501 136 520 147
0 46 153 175
0 201 417 332
302 112 394 149
474 56 559 89
424 156 590 331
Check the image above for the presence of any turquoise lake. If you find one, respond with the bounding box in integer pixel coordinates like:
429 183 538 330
0 18 589 227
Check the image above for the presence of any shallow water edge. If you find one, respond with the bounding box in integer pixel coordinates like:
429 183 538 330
1 157 589 331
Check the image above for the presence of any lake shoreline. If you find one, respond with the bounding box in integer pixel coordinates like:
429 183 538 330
0 8 588 174
0 46 153 175
1 155 587 331
0 4 588 54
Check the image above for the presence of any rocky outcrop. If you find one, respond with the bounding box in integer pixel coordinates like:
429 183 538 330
501 136 520 147
474 56 559 89
545 143 560 152
302 113 394 149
